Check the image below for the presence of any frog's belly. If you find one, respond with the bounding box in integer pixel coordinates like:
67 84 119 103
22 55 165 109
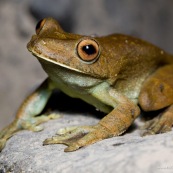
115 75 148 104
53 78 112 113
39 59 112 113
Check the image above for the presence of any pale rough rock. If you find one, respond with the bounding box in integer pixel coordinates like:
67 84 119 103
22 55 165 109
0 114 173 173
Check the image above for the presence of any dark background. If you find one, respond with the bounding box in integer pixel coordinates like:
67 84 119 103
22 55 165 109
1 0 173 128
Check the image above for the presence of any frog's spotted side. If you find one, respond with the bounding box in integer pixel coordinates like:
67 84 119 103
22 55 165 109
1 18 173 152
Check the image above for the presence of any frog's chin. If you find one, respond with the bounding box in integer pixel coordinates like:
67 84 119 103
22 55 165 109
36 55 103 89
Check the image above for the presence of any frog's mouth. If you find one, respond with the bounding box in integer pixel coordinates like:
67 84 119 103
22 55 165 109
27 39 87 75
35 52 87 74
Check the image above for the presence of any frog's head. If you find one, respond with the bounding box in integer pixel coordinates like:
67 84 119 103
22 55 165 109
27 18 120 83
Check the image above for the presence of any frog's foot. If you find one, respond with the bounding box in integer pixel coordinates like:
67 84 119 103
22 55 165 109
0 113 60 151
21 113 61 131
43 124 111 152
141 106 173 136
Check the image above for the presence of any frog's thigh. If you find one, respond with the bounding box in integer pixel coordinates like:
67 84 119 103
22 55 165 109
139 65 173 136
139 65 173 111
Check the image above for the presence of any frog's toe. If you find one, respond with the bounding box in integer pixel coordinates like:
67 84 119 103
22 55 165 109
43 136 63 145
43 124 113 152
29 113 60 126
44 126 93 144
141 118 159 130
0 139 6 152
56 125 94 135
43 125 97 151
47 113 61 120
141 113 173 136
56 126 78 135
43 135 81 152
0 119 21 152
142 124 172 136
27 124 44 132
64 143 80 152
141 118 160 136
0 113 61 152
21 113 61 132
160 125 172 133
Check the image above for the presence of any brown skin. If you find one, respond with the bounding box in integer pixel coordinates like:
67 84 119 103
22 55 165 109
0 18 173 152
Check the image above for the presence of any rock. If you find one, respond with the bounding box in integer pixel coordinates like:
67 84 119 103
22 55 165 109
0 113 173 173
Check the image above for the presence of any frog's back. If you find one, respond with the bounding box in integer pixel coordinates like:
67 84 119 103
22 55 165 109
97 33 173 79
96 34 173 102
118 34 173 62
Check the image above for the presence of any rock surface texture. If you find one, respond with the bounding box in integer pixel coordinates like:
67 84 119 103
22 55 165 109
0 114 173 173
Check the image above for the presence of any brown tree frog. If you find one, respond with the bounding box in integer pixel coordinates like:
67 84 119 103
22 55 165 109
1 18 173 152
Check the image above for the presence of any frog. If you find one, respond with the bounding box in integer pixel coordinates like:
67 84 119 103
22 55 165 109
1 18 173 152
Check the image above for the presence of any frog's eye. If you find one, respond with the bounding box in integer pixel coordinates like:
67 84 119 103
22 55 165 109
35 19 46 34
77 39 100 63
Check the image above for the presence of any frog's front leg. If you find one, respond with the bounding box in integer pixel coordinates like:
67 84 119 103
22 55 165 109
43 88 140 152
0 78 59 151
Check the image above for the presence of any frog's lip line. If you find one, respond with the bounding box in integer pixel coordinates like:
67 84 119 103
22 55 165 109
32 52 87 74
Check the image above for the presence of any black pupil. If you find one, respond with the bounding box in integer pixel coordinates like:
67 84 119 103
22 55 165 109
82 44 96 55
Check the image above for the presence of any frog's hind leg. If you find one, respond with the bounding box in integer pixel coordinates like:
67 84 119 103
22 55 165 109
139 64 173 136
141 105 173 136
